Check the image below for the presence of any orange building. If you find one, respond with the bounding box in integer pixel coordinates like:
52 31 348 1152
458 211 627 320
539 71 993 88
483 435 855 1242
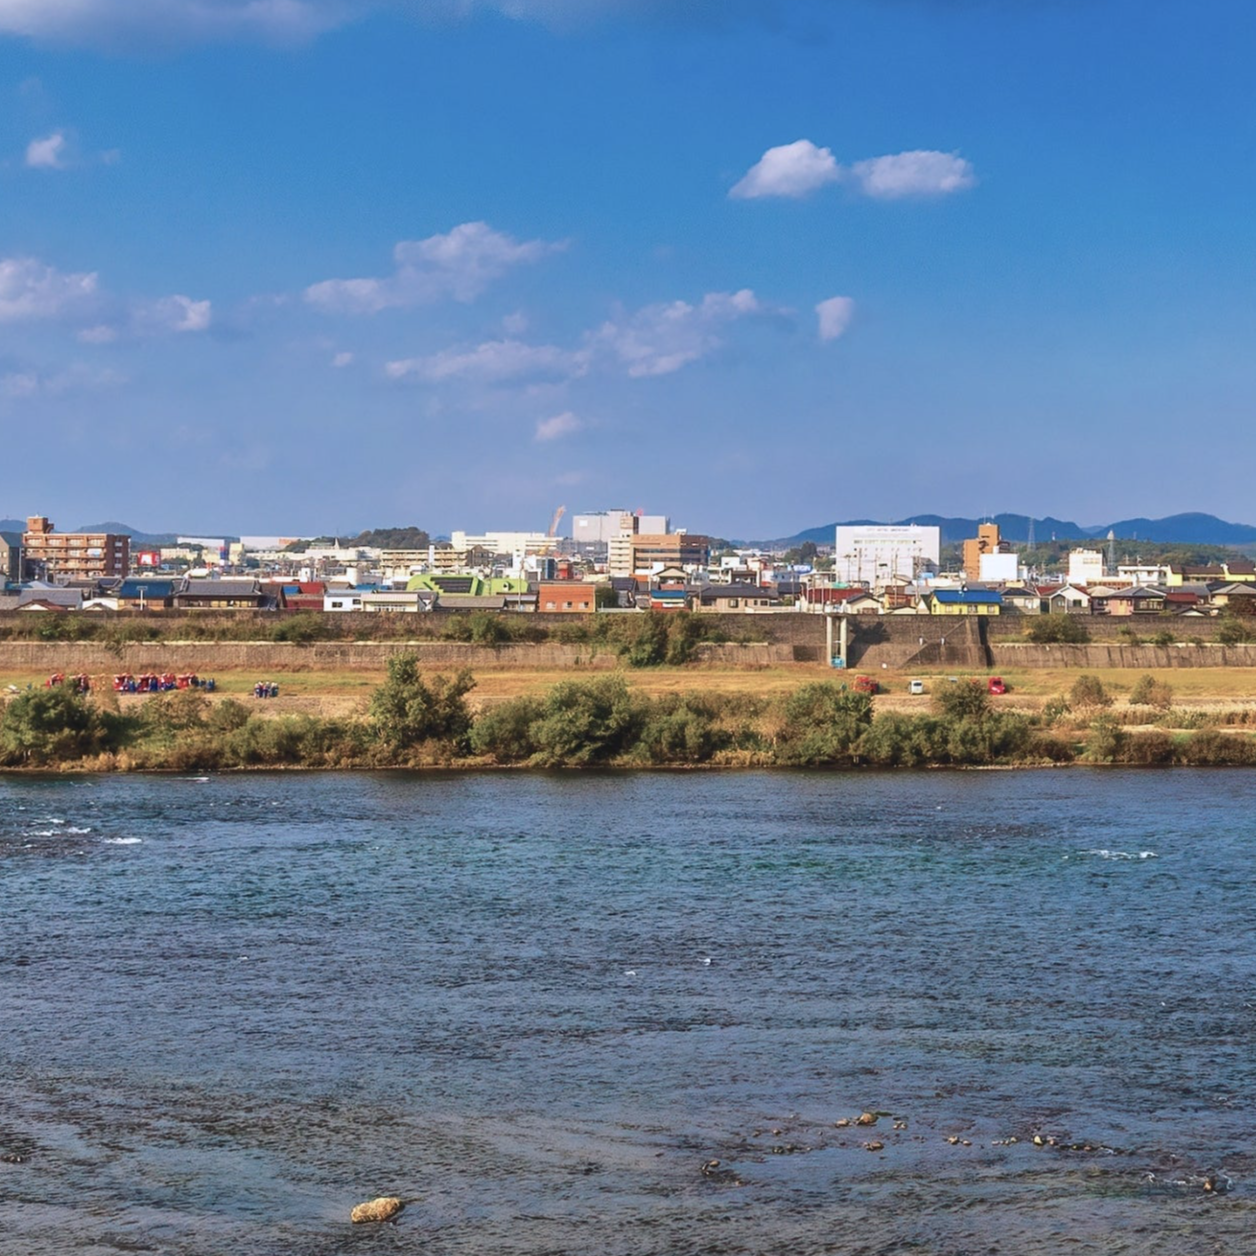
22 516 130 579
537 580 595 612
962 523 1001 583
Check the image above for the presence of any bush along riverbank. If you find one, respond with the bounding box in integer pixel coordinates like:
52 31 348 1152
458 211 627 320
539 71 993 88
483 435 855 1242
3 660 1256 772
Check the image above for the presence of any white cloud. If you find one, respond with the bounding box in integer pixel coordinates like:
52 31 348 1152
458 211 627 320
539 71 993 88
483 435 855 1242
0 0 339 49
1 363 126 399
25 131 66 169
593 288 764 377
534 410 582 442
331 350 354 368
849 150 975 199
386 338 588 384
78 323 118 344
305 222 564 315
815 296 854 343
0 256 98 322
149 294 213 332
730 139 841 200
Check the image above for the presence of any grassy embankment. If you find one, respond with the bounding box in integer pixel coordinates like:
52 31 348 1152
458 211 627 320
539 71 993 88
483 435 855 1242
3 655 1256 772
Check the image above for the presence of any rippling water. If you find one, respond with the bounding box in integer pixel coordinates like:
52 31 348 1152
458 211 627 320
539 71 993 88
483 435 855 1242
2 769 1254 1254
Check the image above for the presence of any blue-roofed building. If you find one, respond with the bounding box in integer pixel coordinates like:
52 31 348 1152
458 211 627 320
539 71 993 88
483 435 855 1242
928 588 1003 616
117 578 180 610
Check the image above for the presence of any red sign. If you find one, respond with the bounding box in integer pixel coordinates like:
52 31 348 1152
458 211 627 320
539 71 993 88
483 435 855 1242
137 550 162 567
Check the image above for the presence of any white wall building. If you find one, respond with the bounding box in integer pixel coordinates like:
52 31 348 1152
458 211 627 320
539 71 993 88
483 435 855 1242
979 552 1019 583
1068 548 1105 584
833 525 941 586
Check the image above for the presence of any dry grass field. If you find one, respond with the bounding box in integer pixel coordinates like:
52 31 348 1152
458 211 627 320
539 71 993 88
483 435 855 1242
8 660 1256 721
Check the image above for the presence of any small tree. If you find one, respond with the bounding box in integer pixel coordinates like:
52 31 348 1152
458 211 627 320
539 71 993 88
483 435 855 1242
776 683 874 765
934 680 991 722
1069 674 1112 709
0 686 116 765
1128 674 1173 710
368 655 475 752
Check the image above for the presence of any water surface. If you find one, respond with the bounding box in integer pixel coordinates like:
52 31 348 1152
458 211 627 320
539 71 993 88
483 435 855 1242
2 769 1254 1254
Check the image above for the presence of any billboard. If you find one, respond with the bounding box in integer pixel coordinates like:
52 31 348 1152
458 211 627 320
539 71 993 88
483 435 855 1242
137 550 162 568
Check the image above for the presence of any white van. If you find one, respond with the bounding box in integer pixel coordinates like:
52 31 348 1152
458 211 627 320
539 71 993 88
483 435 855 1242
908 679 926 695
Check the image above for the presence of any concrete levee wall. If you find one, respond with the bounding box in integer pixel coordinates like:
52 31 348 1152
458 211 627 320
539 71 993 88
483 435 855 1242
0 639 800 675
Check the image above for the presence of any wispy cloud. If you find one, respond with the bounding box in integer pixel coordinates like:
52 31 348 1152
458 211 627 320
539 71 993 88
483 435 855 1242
25 130 66 169
0 1 801 51
0 362 126 399
593 288 766 377
849 150 975 199
730 139 840 200
534 410 582 441
732 141 976 201
386 338 588 384
815 295 854 342
304 222 565 315
0 0 341 49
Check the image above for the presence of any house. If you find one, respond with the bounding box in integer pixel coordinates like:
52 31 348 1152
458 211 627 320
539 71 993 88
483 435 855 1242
695 583 781 613
17 585 83 611
1090 585 1167 616
537 580 596 613
1000 586 1043 614
116 578 180 611
174 578 270 610
359 590 436 613
1046 584 1092 614
928 588 1003 616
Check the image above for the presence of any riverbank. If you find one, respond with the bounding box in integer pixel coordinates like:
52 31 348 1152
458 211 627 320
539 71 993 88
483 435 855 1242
3 658 1255 772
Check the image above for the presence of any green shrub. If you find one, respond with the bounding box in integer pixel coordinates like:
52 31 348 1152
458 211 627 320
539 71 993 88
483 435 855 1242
1120 730 1175 765
1082 714 1125 763
1175 729 1256 766
0 686 119 765
1026 615 1090 643
634 694 727 764
775 683 874 766
933 680 991 722
368 655 475 752
469 696 542 763
528 676 645 766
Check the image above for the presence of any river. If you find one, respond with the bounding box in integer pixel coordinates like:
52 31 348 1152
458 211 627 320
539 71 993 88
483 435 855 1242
2 769 1254 1254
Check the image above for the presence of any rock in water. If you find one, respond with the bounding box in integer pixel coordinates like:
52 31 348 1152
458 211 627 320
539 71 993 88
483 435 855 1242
351 1196 404 1223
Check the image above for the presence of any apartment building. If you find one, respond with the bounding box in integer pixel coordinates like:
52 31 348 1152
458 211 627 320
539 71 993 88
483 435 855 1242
22 516 130 579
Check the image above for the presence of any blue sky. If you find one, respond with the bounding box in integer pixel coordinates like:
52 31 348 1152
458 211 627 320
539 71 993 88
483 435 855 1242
1 0 1254 539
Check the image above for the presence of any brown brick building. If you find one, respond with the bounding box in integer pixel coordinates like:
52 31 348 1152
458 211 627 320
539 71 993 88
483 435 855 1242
22 516 130 579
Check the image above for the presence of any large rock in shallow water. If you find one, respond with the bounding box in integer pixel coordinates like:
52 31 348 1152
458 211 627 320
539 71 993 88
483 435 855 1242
351 1196 404 1223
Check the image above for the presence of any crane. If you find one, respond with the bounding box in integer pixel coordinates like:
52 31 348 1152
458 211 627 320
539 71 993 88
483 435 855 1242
547 505 566 538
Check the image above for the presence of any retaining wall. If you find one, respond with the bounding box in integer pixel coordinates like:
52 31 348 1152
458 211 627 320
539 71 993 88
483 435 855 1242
0 639 800 676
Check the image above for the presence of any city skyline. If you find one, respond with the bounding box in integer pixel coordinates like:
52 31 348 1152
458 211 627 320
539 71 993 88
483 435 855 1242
2 1 1254 535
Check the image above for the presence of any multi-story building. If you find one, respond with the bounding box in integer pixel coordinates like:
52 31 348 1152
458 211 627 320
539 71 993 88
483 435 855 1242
22 516 130 579
628 533 712 574
834 524 940 586
962 523 1002 583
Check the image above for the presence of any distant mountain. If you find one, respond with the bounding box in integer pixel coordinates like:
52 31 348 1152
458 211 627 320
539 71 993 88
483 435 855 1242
1084 513 1256 545
773 512 1256 549
74 521 181 546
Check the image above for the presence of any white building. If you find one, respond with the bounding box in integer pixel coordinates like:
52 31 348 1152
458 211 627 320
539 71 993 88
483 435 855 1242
833 525 941 586
979 552 1019 583
1067 548 1105 584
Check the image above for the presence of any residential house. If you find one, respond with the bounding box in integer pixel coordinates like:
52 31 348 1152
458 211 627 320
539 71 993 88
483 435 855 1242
695 583 781 613
928 589 1003 616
